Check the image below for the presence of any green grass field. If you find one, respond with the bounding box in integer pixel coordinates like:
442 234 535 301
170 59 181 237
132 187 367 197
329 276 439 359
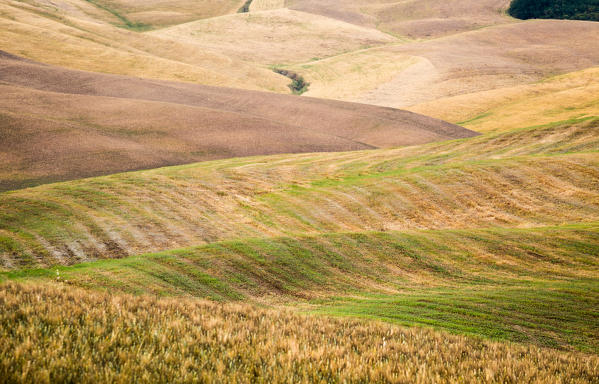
3 224 598 352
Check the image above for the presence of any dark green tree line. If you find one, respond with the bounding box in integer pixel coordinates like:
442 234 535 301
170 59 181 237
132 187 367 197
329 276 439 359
508 0 599 21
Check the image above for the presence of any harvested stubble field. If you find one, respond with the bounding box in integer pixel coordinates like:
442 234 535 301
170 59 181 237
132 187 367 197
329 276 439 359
409 66 599 132
3 0 598 108
285 0 514 39
1 116 596 268
148 8 396 65
1 110 598 381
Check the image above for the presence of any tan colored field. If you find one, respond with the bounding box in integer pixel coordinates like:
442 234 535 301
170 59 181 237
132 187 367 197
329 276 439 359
2 0 599 380
2 0 598 111
354 20 599 108
0 114 596 268
77 0 243 27
0 52 473 191
0 0 288 91
3 282 597 383
263 19 599 108
409 67 599 132
286 0 513 38
288 51 418 101
149 8 395 65
249 0 285 12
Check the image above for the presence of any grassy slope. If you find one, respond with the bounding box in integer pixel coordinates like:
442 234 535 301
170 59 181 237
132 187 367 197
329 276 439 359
409 67 599 133
3 225 599 352
249 0 285 12
0 0 288 92
1 116 597 268
3 0 597 107
1 108 598 353
276 21 599 109
0 0 598 380
77 0 244 28
284 49 417 101
148 9 396 65
285 0 513 39
3 282 598 383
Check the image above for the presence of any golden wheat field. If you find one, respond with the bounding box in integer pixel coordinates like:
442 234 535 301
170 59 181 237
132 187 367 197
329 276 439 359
1 0 599 381
2 283 599 384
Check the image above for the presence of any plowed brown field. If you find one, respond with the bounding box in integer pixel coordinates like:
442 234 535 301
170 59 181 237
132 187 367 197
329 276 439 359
0 52 476 191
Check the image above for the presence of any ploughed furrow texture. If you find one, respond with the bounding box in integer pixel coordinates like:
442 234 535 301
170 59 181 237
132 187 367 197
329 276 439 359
0 117 597 269
2 282 598 383
0 51 475 191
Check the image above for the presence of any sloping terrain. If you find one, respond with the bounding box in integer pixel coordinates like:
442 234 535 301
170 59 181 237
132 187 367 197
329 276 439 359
292 19 599 107
2 0 599 381
0 0 289 91
3 283 597 383
249 0 285 12
3 0 598 110
286 0 513 38
409 66 599 132
0 52 474 191
1 115 595 268
4 225 598 352
69 0 244 28
148 8 396 65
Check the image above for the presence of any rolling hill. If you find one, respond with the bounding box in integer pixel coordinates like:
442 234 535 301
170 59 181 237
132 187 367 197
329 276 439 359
3 282 597 383
1 115 596 268
0 0 289 91
286 0 514 38
149 8 396 65
289 19 599 107
1 0 599 381
0 51 475 191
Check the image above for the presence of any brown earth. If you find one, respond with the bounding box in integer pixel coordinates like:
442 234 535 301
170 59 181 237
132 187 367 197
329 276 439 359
0 52 476 191
355 19 599 108
286 0 513 38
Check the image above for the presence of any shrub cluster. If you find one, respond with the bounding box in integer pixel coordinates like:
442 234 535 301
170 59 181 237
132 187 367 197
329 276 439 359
273 68 310 94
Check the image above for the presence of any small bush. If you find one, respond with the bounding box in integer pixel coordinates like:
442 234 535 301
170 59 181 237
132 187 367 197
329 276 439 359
273 68 310 95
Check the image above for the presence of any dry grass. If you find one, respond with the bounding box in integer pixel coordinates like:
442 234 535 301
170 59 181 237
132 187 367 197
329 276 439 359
0 0 288 91
285 50 417 101
148 8 395 65
249 0 284 12
268 20 599 109
354 20 599 108
1 0 599 380
78 0 243 27
285 0 513 39
1 282 598 383
3 0 598 109
409 67 599 133
3 224 598 352
0 116 596 268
